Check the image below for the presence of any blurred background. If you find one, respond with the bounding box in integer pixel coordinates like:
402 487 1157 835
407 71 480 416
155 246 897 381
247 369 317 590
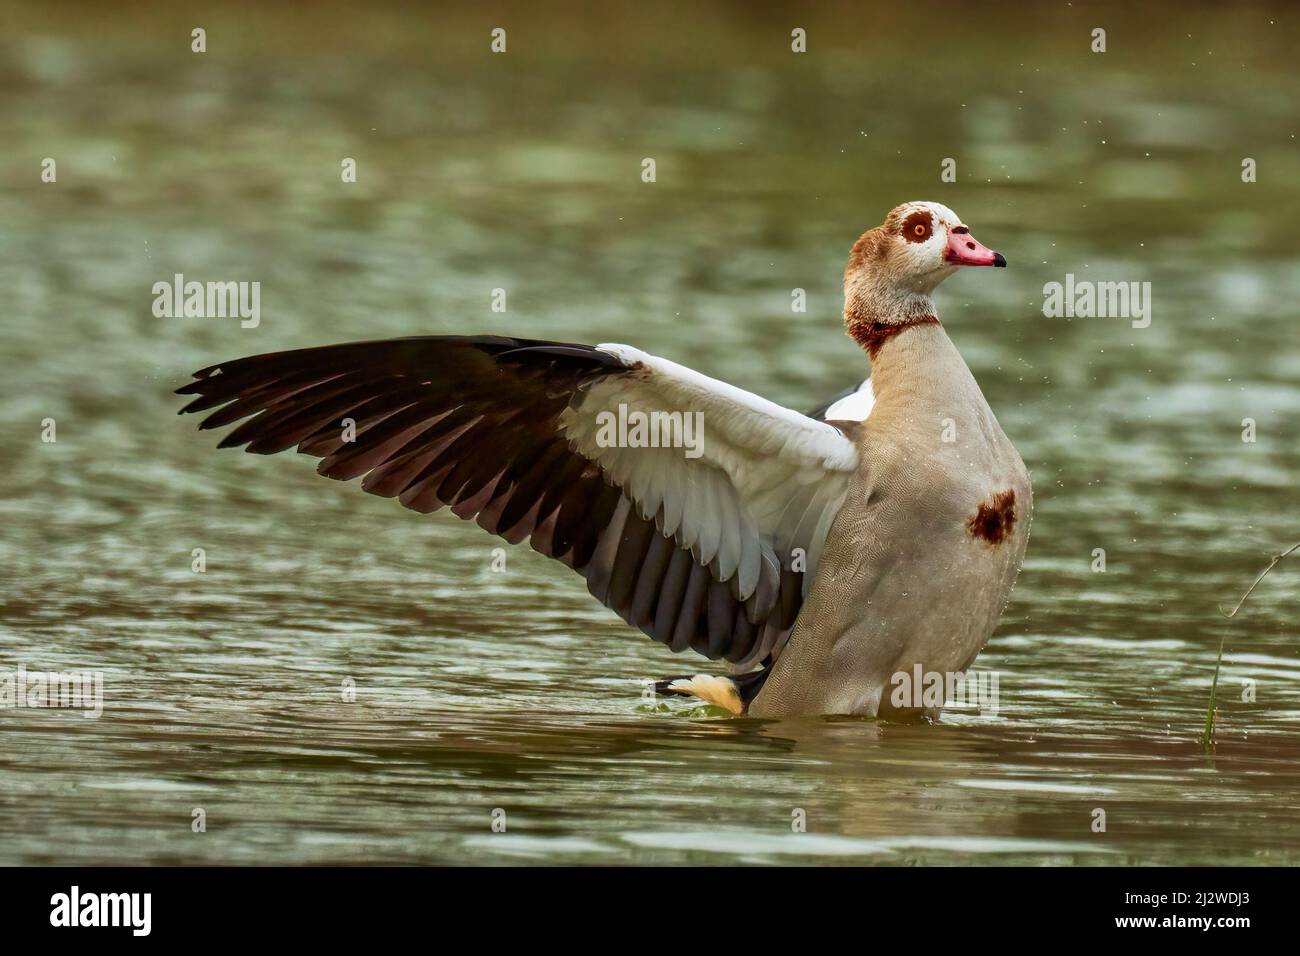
1 0 1298 864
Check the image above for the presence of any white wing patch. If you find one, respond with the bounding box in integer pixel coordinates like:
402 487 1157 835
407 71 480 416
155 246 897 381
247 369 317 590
824 378 875 422
559 344 859 610
592 345 858 471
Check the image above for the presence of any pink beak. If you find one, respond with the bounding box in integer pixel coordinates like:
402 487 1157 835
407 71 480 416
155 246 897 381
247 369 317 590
944 227 1006 268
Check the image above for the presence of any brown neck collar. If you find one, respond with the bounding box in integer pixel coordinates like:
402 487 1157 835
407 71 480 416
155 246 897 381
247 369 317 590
846 310 941 359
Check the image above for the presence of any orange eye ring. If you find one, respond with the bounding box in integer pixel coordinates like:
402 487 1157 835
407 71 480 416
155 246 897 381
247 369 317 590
912 223 928 238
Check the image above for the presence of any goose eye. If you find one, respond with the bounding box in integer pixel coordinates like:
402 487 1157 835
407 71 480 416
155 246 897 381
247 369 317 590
900 211 933 243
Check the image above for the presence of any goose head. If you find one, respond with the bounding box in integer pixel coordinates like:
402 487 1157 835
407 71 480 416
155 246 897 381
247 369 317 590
844 201 1005 325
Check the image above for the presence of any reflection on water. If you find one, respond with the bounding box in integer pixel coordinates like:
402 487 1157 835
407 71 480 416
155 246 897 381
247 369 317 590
1 2 1298 864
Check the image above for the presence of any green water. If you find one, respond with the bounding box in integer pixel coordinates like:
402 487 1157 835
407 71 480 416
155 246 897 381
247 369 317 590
2 2 1298 865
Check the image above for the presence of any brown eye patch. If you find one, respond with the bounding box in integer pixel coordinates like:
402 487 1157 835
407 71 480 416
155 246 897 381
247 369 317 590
901 210 932 243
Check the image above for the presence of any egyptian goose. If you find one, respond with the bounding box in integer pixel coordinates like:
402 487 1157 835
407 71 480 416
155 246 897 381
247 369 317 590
176 201 1030 719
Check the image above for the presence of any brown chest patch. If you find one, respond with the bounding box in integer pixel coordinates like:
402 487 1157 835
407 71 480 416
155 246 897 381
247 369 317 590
967 489 1017 545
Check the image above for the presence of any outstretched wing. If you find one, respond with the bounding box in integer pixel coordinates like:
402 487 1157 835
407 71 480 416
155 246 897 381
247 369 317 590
176 336 859 668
